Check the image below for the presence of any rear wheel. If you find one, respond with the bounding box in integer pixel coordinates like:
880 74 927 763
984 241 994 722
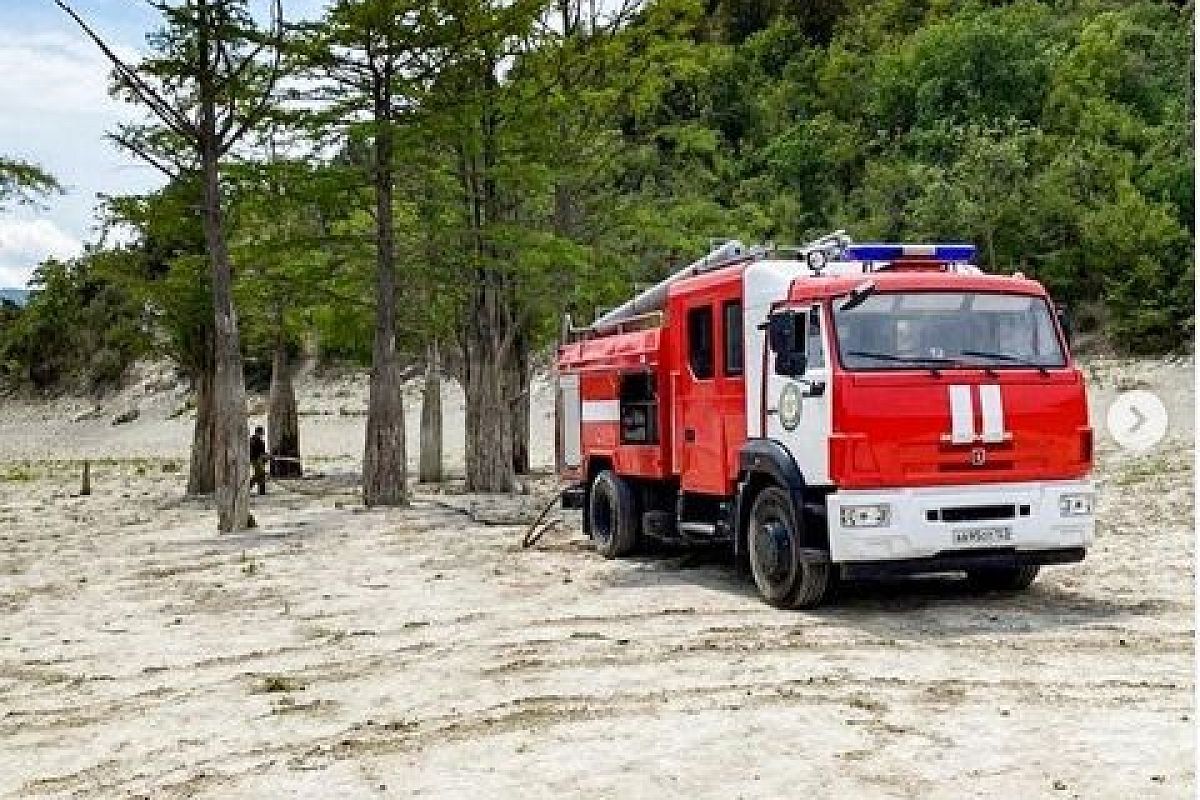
589 470 639 558
967 564 1040 590
748 487 832 609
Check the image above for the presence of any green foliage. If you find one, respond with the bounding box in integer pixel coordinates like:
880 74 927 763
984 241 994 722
0 157 61 211
0 257 147 389
11 0 1190 386
582 0 1192 352
98 178 213 377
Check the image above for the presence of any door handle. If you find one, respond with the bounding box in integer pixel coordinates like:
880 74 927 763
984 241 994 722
801 379 826 397
684 428 696 442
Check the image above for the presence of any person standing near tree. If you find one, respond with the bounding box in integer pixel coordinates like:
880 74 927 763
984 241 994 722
249 426 268 496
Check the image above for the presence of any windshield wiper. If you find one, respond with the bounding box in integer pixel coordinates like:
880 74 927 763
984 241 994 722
846 350 961 375
957 349 1050 375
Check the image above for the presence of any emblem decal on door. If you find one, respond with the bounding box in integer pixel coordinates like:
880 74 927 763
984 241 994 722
779 383 802 430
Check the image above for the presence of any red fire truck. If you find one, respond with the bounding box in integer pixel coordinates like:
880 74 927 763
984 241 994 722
555 233 1095 608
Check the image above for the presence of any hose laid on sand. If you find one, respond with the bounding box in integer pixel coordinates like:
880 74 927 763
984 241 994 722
521 489 569 549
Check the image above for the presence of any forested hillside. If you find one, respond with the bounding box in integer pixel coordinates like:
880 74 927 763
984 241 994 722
1 0 1192 379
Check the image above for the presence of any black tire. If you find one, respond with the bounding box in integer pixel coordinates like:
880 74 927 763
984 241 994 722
747 487 833 609
967 564 1040 590
589 470 639 558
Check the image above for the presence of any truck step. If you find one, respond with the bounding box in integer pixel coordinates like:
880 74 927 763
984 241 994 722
678 521 731 543
678 521 716 537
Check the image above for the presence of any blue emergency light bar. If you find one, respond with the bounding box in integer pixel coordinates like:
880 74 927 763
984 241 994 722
843 243 976 262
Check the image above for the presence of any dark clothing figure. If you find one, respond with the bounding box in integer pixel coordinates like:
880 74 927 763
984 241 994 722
250 428 268 496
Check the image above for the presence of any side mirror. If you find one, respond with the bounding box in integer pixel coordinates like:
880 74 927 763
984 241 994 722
767 312 795 354
1054 303 1073 347
776 351 807 376
767 311 807 376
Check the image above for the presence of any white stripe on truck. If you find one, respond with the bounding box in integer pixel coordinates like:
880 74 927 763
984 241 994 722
979 383 1006 443
581 400 620 423
948 384 975 444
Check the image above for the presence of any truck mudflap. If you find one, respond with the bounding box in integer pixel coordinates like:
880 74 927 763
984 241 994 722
827 479 1095 563
839 546 1085 580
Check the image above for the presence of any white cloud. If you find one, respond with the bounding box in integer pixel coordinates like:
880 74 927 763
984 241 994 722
0 218 83 287
0 26 158 288
0 5 331 288
0 31 135 117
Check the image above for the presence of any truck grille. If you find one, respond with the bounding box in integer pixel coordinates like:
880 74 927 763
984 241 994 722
928 504 1020 523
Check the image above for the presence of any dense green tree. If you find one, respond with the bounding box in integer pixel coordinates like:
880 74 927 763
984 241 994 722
298 0 452 505
58 0 287 530
0 256 144 389
100 179 216 492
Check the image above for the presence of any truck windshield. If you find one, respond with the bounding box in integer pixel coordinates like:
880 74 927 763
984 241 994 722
833 292 1067 371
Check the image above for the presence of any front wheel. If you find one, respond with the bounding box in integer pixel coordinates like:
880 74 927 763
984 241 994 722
588 470 639 558
967 564 1040 590
747 487 833 609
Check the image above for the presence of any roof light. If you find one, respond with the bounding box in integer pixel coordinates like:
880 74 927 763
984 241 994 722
843 243 976 262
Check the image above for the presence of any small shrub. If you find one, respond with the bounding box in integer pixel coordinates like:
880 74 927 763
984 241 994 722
258 675 304 693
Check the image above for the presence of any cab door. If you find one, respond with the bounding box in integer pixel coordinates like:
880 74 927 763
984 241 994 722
764 303 833 485
677 301 725 494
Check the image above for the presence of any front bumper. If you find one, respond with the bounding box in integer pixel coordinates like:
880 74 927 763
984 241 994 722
838 547 1085 580
827 480 1095 564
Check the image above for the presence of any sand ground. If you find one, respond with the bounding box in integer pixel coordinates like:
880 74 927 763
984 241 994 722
0 357 1194 798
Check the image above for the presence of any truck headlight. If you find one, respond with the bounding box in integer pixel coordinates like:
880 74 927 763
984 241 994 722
840 503 892 528
1058 492 1095 516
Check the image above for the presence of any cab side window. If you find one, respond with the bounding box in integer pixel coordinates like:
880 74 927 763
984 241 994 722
723 300 743 376
806 308 825 370
687 305 714 379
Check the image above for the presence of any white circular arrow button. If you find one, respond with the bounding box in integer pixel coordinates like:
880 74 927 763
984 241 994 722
1106 390 1168 451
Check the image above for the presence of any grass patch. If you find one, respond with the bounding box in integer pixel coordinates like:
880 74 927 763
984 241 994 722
238 552 262 576
256 675 305 693
1 465 36 482
1114 453 1192 487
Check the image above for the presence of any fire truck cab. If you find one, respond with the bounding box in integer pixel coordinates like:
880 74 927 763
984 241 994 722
555 235 1095 608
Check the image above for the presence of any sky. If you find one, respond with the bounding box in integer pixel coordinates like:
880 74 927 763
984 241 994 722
0 0 325 288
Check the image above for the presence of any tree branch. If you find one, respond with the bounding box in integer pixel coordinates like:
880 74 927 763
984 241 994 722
107 131 183 180
53 0 199 141
218 0 285 154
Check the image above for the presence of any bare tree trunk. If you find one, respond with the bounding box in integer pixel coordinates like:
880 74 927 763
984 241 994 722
268 335 301 479
419 341 443 484
362 104 407 507
510 331 530 475
187 364 216 495
201 117 250 532
464 356 514 491
462 57 518 493
464 285 516 492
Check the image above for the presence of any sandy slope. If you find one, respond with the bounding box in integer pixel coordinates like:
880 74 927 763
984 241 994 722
0 357 1193 798
0 363 558 473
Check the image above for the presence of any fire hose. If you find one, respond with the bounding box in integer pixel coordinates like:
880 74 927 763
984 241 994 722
521 488 569 549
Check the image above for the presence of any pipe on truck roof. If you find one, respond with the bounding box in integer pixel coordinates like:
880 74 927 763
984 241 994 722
590 240 749 330
587 231 852 332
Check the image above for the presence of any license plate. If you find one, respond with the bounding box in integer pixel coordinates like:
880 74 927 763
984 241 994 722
952 525 1013 546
